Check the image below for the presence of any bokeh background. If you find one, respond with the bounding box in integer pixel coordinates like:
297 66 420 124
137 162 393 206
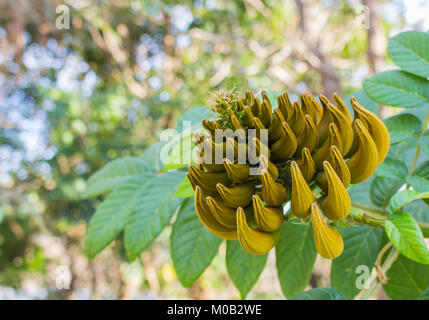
0 0 428 299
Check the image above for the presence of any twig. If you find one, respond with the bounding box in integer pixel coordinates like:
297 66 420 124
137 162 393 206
356 111 429 299
351 202 388 215
374 242 393 283
357 246 399 300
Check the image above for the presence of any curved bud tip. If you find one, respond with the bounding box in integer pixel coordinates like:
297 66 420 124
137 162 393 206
320 161 351 221
252 195 283 232
206 196 237 229
311 202 344 259
223 158 250 183
351 98 390 165
194 186 238 240
261 170 286 206
329 145 351 189
290 161 314 218
297 147 316 181
237 207 279 255
347 119 379 184
216 183 253 208
186 172 197 190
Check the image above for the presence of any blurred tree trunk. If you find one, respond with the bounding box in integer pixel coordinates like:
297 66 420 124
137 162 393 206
362 0 388 117
6 0 25 65
294 0 342 98
363 0 386 74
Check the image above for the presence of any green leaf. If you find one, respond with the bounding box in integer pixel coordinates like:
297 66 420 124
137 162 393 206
331 226 383 299
163 132 196 171
173 177 194 199
226 240 268 299
389 190 429 212
141 141 166 172
388 31 429 79
383 255 429 299
170 197 222 287
374 157 408 180
384 211 429 264
363 70 429 109
175 106 213 133
85 175 155 259
370 177 404 209
418 286 429 300
290 287 346 300
405 106 429 120
405 199 429 224
384 113 422 145
84 157 152 198
275 221 317 298
348 177 378 209
388 134 422 167
407 160 429 193
162 106 214 171
421 135 429 158
403 195 429 238
124 170 185 260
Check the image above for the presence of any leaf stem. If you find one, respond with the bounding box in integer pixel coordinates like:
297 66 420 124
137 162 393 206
374 242 393 283
357 246 399 300
351 202 388 215
356 110 429 300
346 210 386 229
349 205 429 235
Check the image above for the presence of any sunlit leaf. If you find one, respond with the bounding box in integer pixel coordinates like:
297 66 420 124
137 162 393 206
388 31 429 78
163 133 196 171
173 177 194 199
84 157 152 198
85 175 155 258
389 190 429 212
363 70 429 109
141 141 167 172
124 171 185 260
385 211 429 264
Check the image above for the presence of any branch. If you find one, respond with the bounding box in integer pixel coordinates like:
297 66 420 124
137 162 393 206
349 204 429 236
354 110 429 299
356 246 399 300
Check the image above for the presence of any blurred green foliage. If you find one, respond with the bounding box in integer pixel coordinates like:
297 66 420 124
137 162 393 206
0 0 425 299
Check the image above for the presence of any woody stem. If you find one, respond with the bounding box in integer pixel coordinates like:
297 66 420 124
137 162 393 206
348 206 429 235
357 246 399 300
355 110 429 299
346 209 386 228
351 202 387 215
